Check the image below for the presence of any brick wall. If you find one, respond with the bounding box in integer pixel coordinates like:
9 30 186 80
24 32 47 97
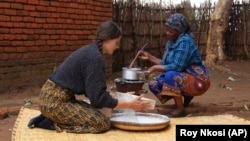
0 0 113 92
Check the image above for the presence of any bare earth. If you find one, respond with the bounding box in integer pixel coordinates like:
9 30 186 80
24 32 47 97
0 60 250 141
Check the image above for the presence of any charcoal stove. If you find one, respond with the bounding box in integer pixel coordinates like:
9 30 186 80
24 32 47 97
114 78 146 95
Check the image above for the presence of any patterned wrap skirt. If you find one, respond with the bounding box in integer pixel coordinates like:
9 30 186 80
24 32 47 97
39 79 111 133
148 65 210 104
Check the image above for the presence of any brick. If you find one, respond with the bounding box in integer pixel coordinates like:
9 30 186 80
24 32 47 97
0 41 11 47
50 35 60 39
40 12 51 17
79 4 86 9
9 53 22 60
46 18 56 23
29 11 40 17
0 2 10 8
57 30 65 34
4 9 17 15
27 35 39 40
26 23 39 28
0 53 9 60
0 28 9 33
28 0 39 5
69 3 79 8
10 28 23 34
35 40 46 45
47 7 57 12
66 19 74 24
50 1 60 7
56 40 66 45
46 29 56 34
11 65 26 72
4 34 19 40
17 47 28 52
57 18 66 23
75 30 83 34
23 29 34 34
34 28 45 34
11 41 24 46
16 34 28 40
35 17 46 23
23 16 35 22
40 35 49 40
16 9 29 16
66 8 76 14
13 22 25 27
50 13 60 18
24 4 35 11
28 46 39 52
39 0 50 6
46 40 56 45
57 7 66 13
11 16 22 21
11 3 24 9
16 0 28 3
0 15 10 21
83 9 92 15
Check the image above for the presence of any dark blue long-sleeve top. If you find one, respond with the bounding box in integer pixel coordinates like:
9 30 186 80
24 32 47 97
49 43 118 109
160 33 203 72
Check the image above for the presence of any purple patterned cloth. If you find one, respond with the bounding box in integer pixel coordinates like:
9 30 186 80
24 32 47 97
148 65 210 104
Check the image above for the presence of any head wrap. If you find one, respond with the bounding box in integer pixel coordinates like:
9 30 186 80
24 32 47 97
165 13 194 37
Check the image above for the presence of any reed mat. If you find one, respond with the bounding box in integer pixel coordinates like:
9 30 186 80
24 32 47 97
12 107 250 141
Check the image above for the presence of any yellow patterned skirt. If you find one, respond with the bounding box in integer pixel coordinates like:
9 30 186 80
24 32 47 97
39 79 111 133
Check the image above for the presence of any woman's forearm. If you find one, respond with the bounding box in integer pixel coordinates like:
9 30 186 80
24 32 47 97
148 54 161 65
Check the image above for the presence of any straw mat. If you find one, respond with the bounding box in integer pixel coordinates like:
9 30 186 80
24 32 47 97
12 107 250 141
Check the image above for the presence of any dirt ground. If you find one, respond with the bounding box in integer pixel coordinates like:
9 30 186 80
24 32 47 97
0 60 250 141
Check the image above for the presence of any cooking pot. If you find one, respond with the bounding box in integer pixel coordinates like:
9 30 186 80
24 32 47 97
122 67 143 80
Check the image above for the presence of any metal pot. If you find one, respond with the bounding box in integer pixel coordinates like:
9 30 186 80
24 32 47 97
122 67 142 80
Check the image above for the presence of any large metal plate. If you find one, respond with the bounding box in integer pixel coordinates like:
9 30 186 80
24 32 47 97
110 112 170 131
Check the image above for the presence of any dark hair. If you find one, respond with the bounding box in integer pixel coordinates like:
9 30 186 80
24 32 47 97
95 21 122 49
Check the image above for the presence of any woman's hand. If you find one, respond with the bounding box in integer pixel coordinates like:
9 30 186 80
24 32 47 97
144 65 165 80
138 51 150 61
127 94 147 111
138 50 161 65
115 94 150 111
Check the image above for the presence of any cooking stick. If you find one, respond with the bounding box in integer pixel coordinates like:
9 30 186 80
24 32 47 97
128 43 148 69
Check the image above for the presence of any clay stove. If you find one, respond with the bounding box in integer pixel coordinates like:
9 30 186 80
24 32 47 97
114 78 145 95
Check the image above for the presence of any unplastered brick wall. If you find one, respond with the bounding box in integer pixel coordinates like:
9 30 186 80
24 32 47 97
0 0 113 92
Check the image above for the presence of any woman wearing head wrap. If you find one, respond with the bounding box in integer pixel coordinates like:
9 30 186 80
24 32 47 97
27 21 148 133
139 13 210 117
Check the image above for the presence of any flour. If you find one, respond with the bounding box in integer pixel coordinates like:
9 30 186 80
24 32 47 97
120 109 138 122
111 113 167 124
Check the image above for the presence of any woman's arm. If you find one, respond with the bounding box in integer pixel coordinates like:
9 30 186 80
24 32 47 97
138 51 161 65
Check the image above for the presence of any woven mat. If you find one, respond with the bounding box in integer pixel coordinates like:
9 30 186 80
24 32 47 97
12 107 250 141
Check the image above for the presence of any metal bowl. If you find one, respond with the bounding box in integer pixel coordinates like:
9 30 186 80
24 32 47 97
110 112 170 131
